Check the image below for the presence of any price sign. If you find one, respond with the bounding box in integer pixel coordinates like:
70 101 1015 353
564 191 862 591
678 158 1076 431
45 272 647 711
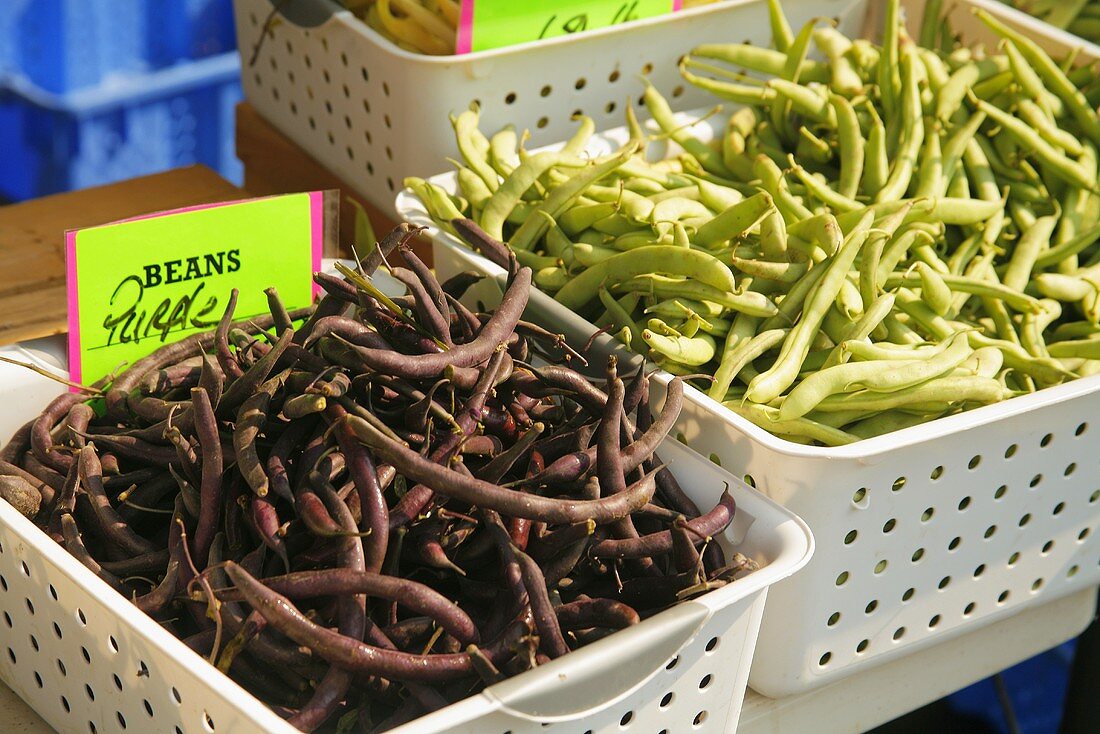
66 192 329 386
457 0 681 54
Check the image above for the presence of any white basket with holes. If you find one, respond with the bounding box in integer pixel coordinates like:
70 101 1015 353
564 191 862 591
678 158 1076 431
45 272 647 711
0 277 812 734
230 0 872 216
398 0 1100 697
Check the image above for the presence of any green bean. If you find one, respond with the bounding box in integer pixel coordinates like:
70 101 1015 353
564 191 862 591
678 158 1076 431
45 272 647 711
406 178 465 227
678 65 779 106
646 298 726 319
1049 337 1100 359
796 127 833 165
510 146 637 251
822 294 897 369
561 116 595 156
815 27 862 96
754 156 814 225
613 274 777 317
451 106 500 192
862 101 890 196
488 125 519 177
553 245 737 311
725 401 858 445
835 278 864 319
559 202 619 236
937 63 981 122
1016 101 1083 157
846 409 944 439
766 79 836 126
884 271 1042 313
843 340 941 362
480 151 579 240
788 158 861 213
787 213 842 255
971 97 1097 192
759 208 788 260
780 331 971 420
534 266 570 292
642 83 731 178
646 318 682 338
831 94 864 199
1003 39 1063 119
1033 221 1100 269
878 0 902 116
747 217 874 403
812 374 1010 413
652 198 712 225
694 192 775 248
976 9 1100 148
597 288 645 352
1005 214 1059 292
456 166 493 213
915 262 953 316
877 51 924 202
642 329 716 366
731 256 808 284
919 0 944 54
765 0 794 52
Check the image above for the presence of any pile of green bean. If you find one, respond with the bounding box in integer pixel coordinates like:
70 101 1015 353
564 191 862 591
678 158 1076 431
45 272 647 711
408 0 1100 446
996 0 1100 45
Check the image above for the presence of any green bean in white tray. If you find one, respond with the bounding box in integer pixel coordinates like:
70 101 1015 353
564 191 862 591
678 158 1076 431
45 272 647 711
408 0 1100 447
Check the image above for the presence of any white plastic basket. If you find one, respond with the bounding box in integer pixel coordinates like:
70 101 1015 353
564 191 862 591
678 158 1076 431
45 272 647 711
397 0 1100 696
0 295 812 732
230 0 872 216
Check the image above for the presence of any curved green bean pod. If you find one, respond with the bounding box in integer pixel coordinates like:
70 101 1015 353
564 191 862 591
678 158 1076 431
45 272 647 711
710 325 787 400
553 245 738 310
915 261 953 316
597 287 645 352
976 9 1100 148
780 332 971 420
1049 337 1100 359
884 271 1041 313
487 125 519 177
970 97 1097 192
748 219 875 404
876 51 924 202
725 401 859 446
731 256 808 284
831 94 864 199
643 83 731 178
510 146 637 251
642 329 716 366
451 106 500 192
812 374 1011 413
694 191 775 248
480 150 580 240
613 274 777 317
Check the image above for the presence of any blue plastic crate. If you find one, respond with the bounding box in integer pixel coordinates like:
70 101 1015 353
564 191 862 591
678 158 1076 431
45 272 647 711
946 642 1076 734
0 52 243 201
0 0 236 94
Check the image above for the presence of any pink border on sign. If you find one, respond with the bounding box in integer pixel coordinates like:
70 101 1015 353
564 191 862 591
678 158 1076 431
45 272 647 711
65 230 82 388
65 192 326 390
309 191 324 297
457 0 474 54
672 0 683 9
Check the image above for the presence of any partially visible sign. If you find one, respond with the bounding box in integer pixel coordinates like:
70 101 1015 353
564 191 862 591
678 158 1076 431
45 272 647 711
457 0 681 54
67 192 326 386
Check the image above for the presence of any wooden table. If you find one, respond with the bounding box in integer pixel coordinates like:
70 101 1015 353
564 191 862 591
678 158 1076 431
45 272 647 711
0 166 243 346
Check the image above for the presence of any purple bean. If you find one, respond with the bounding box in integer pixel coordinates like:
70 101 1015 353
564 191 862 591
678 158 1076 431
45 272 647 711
513 547 569 659
590 490 735 560
555 597 640 631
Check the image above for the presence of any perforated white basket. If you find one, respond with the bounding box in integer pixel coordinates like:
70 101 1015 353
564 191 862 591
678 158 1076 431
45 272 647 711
231 0 871 216
0 282 812 733
398 0 1100 696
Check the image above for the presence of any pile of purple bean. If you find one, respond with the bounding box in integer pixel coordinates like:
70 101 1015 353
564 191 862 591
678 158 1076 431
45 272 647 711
0 224 747 732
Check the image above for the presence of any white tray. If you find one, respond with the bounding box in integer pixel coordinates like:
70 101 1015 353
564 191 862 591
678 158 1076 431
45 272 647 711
231 0 871 215
0 271 812 734
396 0 1100 696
